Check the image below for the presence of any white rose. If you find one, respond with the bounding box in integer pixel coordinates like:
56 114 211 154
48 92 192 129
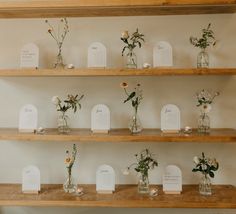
201 104 212 113
52 96 61 105
193 156 200 164
121 31 129 39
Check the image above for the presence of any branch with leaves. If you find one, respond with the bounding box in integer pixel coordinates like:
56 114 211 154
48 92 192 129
52 94 84 113
190 23 216 50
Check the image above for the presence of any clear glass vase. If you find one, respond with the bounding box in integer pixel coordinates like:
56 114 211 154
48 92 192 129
197 49 209 68
138 174 149 194
63 168 77 193
58 112 70 134
129 107 142 134
54 48 65 69
198 112 210 133
199 174 212 195
125 49 137 69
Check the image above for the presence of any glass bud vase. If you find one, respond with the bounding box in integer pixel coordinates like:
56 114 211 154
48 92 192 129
125 49 137 69
129 107 142 134
199 174 212 195
138 174 149 194
58 112 70 134
197 49 209 68
198 112 210 133
54 48 65 69
63 168 76 193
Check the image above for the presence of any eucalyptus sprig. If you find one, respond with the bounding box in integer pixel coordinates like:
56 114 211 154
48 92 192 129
121 28 145 56
190 23 216 50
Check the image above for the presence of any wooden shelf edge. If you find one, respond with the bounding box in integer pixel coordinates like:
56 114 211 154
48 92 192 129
0 184 235 208
0 68 236 77
0 1 236 18
0 128 236 143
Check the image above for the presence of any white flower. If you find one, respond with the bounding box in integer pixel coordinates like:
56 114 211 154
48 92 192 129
193 156 200 164
121 31 129 39
52 96 61 105
122 167 130 175
201 104 212 113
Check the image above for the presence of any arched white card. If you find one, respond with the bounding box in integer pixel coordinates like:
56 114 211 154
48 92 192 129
22 165 40 194
88 42 107 68
91 104 110 133
153 41 173 67
20 43 39 68
96 164 115 194
19 104 38 133
161 104 180 133
163 165 182 194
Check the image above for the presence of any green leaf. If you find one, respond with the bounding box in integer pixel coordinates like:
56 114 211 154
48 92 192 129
124 92 136 103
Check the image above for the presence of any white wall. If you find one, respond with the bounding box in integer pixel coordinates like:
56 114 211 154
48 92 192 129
0 14 236 214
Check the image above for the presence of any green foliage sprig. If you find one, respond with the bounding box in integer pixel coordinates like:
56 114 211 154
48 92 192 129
190 23 216 50
121 29 145 56
192 152 219 178
52 94 84 113
127 149 158 178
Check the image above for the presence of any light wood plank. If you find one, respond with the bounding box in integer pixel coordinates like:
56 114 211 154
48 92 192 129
0 184 236 208
0 128 236 143
0 0 235 18
0 68 236 77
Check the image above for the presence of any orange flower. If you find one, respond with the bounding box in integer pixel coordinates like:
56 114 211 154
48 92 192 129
65 157 71 164
120 82 128 89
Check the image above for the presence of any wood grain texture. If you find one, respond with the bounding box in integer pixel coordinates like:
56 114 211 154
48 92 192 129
0 184 236 208
0 68 236 77
0 0 235 18
0 128 236 143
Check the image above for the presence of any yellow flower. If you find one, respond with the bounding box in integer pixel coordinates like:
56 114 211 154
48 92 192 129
120 82 128 89
65 157 71 164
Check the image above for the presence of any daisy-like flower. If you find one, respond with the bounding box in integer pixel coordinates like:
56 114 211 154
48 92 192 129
120 82 128 89
201 103 212 113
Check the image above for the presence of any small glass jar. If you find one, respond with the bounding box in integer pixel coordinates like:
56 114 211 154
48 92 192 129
125 49 137 69
63 168 77 193
58 112 70 134
199 174 212 195
129 107 142 134
198 112 210 133
138 174 149 194
197 49 209 68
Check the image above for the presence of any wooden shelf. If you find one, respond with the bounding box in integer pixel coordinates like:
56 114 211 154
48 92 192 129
1 128 236 143
1 68 236 77
0 0 236 18
0 184 236 208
